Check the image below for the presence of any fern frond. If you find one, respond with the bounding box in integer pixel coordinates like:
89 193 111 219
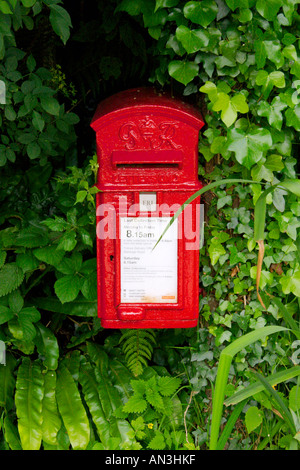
120 329 156 377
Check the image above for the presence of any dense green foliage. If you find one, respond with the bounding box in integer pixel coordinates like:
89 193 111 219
0 0 300 450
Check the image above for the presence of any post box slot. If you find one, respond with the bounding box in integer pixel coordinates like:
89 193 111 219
116 163 179 168
112 150 183 168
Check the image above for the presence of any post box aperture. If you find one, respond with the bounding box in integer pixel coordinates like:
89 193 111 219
91 87 204 328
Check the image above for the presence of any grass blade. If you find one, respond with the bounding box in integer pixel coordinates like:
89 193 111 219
253 371 296 435
224 366 300 406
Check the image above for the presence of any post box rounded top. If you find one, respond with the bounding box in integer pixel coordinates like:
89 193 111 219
91 87 204 132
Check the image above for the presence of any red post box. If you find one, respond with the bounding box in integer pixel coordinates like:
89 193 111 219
91 88 204 328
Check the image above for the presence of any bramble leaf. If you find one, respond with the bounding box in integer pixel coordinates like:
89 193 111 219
0 264 24 297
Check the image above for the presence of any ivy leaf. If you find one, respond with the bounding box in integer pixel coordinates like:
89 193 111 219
154 0 179 12
245 406 263 433
212 92 249 127
227 128 272 169
40 96 60 116
175 25 209 53
208 243 226 265
257 96 287 130
168 60 199 85
183 0 218 28
280 270 300 297
256 0 282 21
0 305 14 324
123 394 148 414
254 40 267 69
256 70 286 99
265 154 284 171
148 430 166 450
157 376 181 396
49 4 72 45
285 106 300 131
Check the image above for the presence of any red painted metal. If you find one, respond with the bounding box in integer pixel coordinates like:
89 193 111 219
91 87 204 328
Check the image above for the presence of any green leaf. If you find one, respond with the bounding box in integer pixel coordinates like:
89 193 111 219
256 0 282 21
227 128 272 169
245 406 263 433
256 70 285 99
3 414 22 450
40 96 60 116
33 246 65 266
34 323 59 371
123 394 148 414
15 358 44 450
56 362 90 450
280 270 300 297
212 92 249 127
16 307 41 342
49 4 72 45
15 226 48 248
21 0 36 7
79 361 110 446
54 275 83 304
208 243 226 265
168 60 199 85
285 106 300 132
0 264 24 297
41 371 61 446
257 97 287 130
56 231 77 251
0 1 12 14
32 296 97 317
9 289 24 313
175 25 209 53
183 0 218 28
154 0 179 11
75 190 87 204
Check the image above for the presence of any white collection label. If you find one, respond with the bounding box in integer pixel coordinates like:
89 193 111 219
120 217 178 303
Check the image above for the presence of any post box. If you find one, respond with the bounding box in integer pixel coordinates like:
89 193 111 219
91 87 204 328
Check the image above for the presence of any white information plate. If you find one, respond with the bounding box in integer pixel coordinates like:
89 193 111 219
139 192 157 212
120 217 178 303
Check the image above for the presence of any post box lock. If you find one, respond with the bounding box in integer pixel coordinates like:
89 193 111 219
91 87 204 329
